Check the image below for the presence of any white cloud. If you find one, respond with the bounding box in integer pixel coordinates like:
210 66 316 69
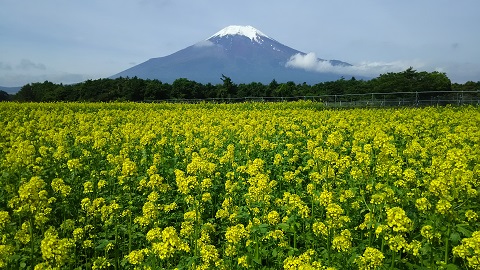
0 62 13 70
437 62 480 83
193 40 214 48
0 72 92 87
286 52 426 78
16 59 47 70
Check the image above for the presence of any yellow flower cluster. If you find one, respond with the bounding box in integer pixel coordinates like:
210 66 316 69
420 225 440 242
312 221 328 237
332 229 352 252
453 230 480 269
266 210 280 225
386 207 412 233
175 169 198 195
39 227 75 268
0 211 9 230
0 244 14 268
415 197 431 212
150 227 190 260
325 203 350 229
67 158 81 171
125 249 148 265
8 176 53 227
121 158 137 177
283 249 324 270
51 178 71 197
187 152 217 176
198 230 222 268
225 224 248 244
278 192 310 219
355 247 385 270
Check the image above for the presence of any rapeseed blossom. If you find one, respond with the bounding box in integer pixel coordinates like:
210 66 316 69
225 224 248 244
125 249 147 265
436 199 452 215
452 230 480 269
313 221 328 237
67 158 81 171
356 247 385 270
415 197 431 212
0 103 479 269
0 245 14 268
40 227 75 267
332 229 352 252
0 211 9 230
51 178 71 197
283 249 322 270
386 207 412 233
465 210 478 222
266 210 280 225
151 227 190 259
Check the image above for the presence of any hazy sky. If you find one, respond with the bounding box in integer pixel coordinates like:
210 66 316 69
1 0 479 87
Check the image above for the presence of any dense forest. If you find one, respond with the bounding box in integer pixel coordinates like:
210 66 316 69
1 68 479 102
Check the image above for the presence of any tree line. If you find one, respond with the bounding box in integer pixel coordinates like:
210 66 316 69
1 68 479 102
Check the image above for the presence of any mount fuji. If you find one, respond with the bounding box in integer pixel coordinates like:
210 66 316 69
111 25 354 84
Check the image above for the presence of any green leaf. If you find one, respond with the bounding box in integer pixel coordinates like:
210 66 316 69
445 263 459 270
420 243 431 255
449 232 461 244
348 253 359 264
305 233 315 242
272 249 278 257
253 257 262 265
258 223 269 234
95 239 111 251
278 223 289 231
456 224 473 237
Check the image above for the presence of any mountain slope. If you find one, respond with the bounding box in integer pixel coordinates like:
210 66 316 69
112 25 353 84
0 86 21 94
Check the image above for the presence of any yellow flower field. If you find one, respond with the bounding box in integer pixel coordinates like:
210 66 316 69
0 102 479 269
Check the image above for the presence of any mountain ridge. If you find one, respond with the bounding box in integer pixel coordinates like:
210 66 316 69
111 25 357 84
0 86 21 94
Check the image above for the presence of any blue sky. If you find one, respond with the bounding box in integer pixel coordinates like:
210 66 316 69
1 0 479 87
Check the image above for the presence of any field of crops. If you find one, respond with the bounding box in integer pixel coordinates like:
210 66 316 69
0 102 479 269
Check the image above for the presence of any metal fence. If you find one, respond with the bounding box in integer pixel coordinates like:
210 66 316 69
147 90 480 107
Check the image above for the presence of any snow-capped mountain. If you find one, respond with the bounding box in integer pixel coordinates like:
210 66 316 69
111 25 353 84
209 25 268 42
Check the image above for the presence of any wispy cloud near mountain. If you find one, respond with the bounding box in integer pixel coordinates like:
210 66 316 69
286 52 425 77
17 59 47 70
193 40 214 47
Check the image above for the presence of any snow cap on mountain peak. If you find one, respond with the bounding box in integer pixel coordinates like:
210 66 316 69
209 25 268 42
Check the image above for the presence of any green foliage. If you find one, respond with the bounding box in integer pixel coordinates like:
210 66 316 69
10 69 475 102
371 67 452 93
0 90 11 101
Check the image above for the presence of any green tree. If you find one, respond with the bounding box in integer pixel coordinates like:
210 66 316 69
274 81 296 97
172 78 203 99
371 67 451 93
267 79 279 97
0 90 10 101
144 80 171 100
220 74 237 98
